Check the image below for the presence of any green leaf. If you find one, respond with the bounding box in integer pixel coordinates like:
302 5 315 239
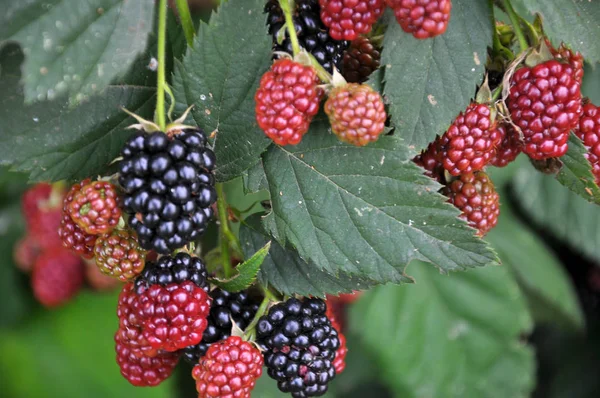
553 133 600 204
260 123 497 284
485 190 584 330
172 0 273 182
0 291 174 398
242 160 269 194
381 0 493 150
0 0 154 103
240 216 377 297
210 241 271 292
514 0 600 64
350 264 535 398
512 160 600 263
0 44 155 182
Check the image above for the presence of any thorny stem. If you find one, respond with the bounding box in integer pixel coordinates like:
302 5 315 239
503 0 528 53
216 183 233 279
279 0 300 56
175 0 195 47
155 0 168 131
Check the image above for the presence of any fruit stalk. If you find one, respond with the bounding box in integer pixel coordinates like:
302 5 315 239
503 0 528 52
215 183 235 279
155 0 168 131
278 0 301 56
174 0 195 47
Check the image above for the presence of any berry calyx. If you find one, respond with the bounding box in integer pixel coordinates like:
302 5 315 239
575 103 600 185
116 341 179 387
508 59 582 160
192 336 264 398
257 297 339 397
183 289 260 364
94 228 146 281
265 0 349 73
342 35 381 83
324 82 386 146
442 171 500 237
67 181 121 235
437 103 500 176
387 0 452 39
119 128 217 254
31 248 84 307
319 0 385 41
490 124 523 168
255 58 323 146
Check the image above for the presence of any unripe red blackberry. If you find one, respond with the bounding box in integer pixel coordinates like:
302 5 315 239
387 0 452 39
94 228 146 281
438 103 500 176
508 60 582 160
342 35 381 83
192 336 264 398
182 289 260 364
21 183 52 226
546 39 584 83
32 248 84 308
257 298 339 397
255 58 323 146
265 0 349 73
58 180 97 258
67 181 121 235
319 0 385 41
442 171 500 237
575 103 600 185
116 341 179 387
324 83 386 146
119 129 217 254
490 124 523 168
413 138 444 181
325 304 347 375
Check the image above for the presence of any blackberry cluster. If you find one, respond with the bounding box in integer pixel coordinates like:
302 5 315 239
134 252 209 294
265 0 349 73
119 129 217 254
183 289 260 364
257 298 339 398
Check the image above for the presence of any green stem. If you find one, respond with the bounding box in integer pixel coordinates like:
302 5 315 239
503 0 528 53
155 0 168 131
216 183 233 279
308 53 333 84
244 295 271 339
175 0 195 47
491 85 503 102
279 0 300 56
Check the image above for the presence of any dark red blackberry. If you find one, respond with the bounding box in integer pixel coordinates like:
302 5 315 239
119 129 217 254
182 289 260 364
265 0 349 73
257 298 339 398
134 252 209 294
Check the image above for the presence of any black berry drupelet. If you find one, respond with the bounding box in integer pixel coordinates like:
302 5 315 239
257 298 339 398
265 0 349 73
182 289 260 364
119 129 217 254
134 252 209 294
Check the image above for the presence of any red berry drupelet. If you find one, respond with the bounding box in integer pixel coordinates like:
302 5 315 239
58 180 98 258
31 248 84 308
318 0 385 41
67 181 121 235
255 59 323 146
116 341 179 387
257 298 340 397
119 129 217 254
192 336 264 398
546 39 584 83
437 103 501 176
443 171 500 237
508 60 582 160
342 35 381 83
575 103 600 185
94 228 146 281
265 0 350 74
387 0 452 39
413 139 444 181
324 83 386 146
490 124 523 168
183 289 260 364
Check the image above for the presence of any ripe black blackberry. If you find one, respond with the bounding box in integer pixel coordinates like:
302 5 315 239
119 129 216 254
134 252 209 294
257 298 339 398
182 289 260 364
265 0 349 73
